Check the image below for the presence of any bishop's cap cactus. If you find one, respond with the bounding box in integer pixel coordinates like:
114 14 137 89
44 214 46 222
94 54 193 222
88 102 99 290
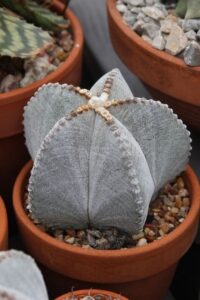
24 69 191 234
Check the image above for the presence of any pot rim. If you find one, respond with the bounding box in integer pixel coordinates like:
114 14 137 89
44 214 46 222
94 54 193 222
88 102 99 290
0 197 8 248
13 160 200 259
107 0 200 73
55 289 128 300
0 0 84 106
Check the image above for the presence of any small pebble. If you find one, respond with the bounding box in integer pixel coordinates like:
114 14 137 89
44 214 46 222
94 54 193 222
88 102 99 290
64 236 75 244
142 6 166 20
165 24 188 56
184 41 200 66
132 232 144 240
185 30 196 41
137 238 148 247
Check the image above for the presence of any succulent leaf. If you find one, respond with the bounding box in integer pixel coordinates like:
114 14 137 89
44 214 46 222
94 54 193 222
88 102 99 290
175 0 187 18
24 69 191 234
185 0 200 19
0 250 48 300
0 7 53 58
0 0 70 32
176 0 200 19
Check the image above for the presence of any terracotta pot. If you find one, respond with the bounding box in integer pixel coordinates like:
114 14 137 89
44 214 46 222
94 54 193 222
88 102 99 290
13 161 200 300
55 289 128 300
0 197 8 250
0 0 84 232
107 0 200 130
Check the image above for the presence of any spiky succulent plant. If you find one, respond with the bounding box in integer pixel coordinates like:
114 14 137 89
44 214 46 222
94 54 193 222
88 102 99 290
0 250 48 300
0 7 53 59
175 0 200 19
24 69 191 234
0 0 70 59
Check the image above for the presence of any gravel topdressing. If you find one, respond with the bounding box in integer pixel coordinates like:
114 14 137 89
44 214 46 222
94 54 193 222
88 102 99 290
26 176 190 250
63 293 121 300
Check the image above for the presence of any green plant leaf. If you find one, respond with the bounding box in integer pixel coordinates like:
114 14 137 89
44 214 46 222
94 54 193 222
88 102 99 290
185 0 200 19
0 7 53 58
0 0 70 32
176 0 200 18
175 0 187 18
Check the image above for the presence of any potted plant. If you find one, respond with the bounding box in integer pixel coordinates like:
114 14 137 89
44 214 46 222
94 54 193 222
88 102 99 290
0 0 83 231
107 0 200 130
56 289 128 299
0 250 127 300
13 69 200 300
0 196 8 250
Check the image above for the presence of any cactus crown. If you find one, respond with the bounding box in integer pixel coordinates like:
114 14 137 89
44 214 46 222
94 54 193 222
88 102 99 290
175 0 200 19
0 0 69 59
0 250 48 300
24 69 191 234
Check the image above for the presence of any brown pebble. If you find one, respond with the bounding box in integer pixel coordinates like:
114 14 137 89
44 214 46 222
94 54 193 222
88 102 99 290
159 229 165 237
132 232 144 240
182 197 190 207
175 196 182 208
164 212 175 223
177 177 184 189
171 207 179 215
77 230 86 239
66 229 76 237
179 189 189 197
159 222 170 234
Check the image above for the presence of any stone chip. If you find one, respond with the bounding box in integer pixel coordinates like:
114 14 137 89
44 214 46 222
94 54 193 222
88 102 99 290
165 24 188 55
183 41 200 66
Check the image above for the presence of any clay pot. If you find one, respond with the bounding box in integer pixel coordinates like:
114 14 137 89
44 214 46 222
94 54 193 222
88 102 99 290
13 161 200 300
0 0 83 232
55 289 128 300
0 197 8 250
107 0 200 130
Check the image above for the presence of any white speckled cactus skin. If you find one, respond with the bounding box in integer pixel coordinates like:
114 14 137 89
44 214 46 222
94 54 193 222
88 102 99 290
176 0 200 19
0 250 48 300
24 69 191 234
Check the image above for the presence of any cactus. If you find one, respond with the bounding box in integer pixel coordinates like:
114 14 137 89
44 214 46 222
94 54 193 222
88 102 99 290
0 7 53 58
175 0 200 19
0 250 48 300
0 0 70 32
0 0 70 59
24 69 191 234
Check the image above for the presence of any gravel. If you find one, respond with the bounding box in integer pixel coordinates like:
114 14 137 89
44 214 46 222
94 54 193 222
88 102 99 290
0 28 73 93
64 293 121 300
26 176 191 250
116 0 200 66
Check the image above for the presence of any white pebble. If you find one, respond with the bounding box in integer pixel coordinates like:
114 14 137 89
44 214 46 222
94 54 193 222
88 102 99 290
136 238 147 247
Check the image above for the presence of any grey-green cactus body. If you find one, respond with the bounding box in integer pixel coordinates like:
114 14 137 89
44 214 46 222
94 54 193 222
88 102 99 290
24 70 191 234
